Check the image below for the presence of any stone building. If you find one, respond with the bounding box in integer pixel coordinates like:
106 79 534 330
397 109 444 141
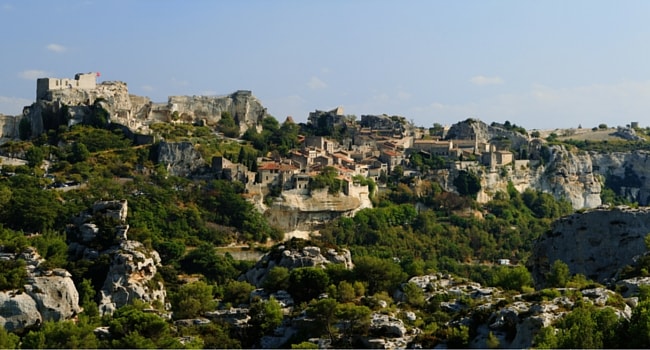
37 72 98 100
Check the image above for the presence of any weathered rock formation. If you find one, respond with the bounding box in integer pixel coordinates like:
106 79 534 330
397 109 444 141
241 244 353 287
165 91 266 134
67 200 167 316
155 141 207 177
264 187 373 232
446 118 530 151
396 274 629 349
0 249 81 333
0 114 19 140
529 206 650 286
21 75 267 140
98 240 165 316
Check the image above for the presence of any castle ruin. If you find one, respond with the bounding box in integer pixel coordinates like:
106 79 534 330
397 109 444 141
36 72 98 100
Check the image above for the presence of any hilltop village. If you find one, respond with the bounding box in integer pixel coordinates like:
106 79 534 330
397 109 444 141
2 72 538 205
4 73 650 349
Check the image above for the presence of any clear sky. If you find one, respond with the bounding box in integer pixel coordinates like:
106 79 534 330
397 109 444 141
1 0 649 130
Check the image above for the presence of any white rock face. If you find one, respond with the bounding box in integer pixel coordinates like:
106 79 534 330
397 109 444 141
98 240 165 316
25 275 81 322
167 91 266 133
0 249 81 333
242 245 354 287
156 141 206 177
264 187 373 232
530 206 650 286
0 114 19 140
0 291 42 332
93 200 128 222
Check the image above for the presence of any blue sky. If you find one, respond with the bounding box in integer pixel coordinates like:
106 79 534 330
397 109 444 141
1 0 649 130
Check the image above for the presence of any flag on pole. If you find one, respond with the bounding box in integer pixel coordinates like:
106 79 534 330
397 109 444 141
96 72 101 77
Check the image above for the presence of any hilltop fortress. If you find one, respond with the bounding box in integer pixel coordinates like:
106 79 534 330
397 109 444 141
0 72 267 140
36 72 98 100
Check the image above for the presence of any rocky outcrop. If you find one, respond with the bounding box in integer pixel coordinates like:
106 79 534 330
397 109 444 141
395 273 629 349
0 291 41 333
529 206 650 286
0 114 19 140
241 244 353 287
98 240 165 316
67 199 167 316
22 75 267 139
0 249 81 333
23 81 154 137
264 187 373 232
154 141 206 177
166 90 267 134
446 118 530 151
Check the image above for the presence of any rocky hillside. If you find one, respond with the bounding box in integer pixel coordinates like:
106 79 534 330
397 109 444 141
15 81 268 140
446 118 530 151
529 206 650 286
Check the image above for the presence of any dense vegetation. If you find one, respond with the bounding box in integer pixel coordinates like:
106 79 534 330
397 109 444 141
0 116 648 348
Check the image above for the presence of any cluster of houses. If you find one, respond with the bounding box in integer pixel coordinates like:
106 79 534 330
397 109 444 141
213 108 517 196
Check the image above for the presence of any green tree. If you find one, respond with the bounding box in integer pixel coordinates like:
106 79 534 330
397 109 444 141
78 278 99 318
622 300 650 348
288 267 330 303
106 301 181 348
546 260 570 288
353 256 406 295
336 281 356 303
21 319 99 349
337 303 371 345
307 298 339 342
486 331 500 349
217 111 240 138
180 244 238 284
69 142 90 163
25 146 44 168
248 298 283 339
402 282 426 307
453 170 481 198
223 280 255 306
263 266 290 292
0 327 19 349
171 280 216 319
491 265 534 292
0 259 27 290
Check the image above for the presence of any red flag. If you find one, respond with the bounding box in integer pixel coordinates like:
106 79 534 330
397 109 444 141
96 72 101 77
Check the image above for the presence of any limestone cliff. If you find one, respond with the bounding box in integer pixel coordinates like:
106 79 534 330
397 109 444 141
21 76 266 139
264 186 373 232
165 91 267 134
155 141 207 177
475 146 650 209
0 114 19 140
98 240 165 316
446 118 530 150
529 206 650 286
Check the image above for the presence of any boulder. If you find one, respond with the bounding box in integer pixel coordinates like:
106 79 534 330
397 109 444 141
0 291 42 332
0 249 80 333
98 240 165 316
25 275 81 321
93 200 128 223
242 245 354 287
